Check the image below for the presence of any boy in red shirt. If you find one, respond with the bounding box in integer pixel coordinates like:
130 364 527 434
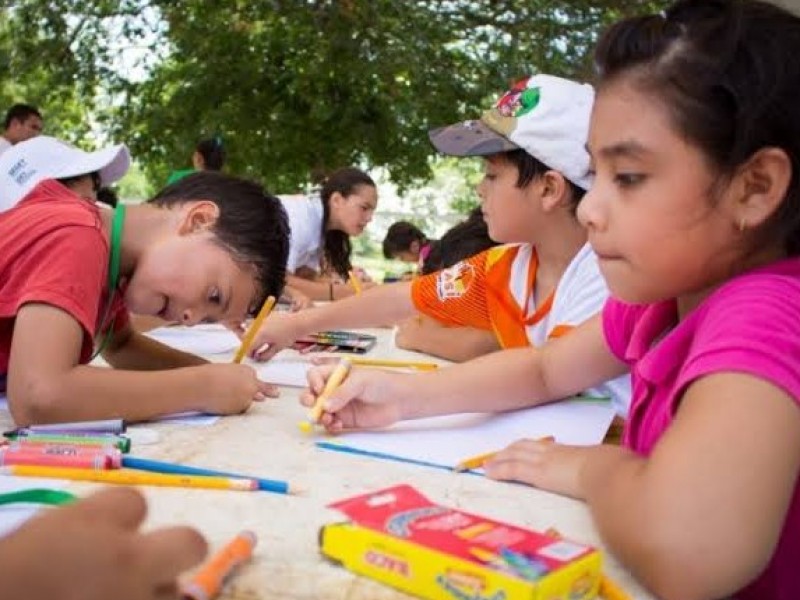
0 161 289 425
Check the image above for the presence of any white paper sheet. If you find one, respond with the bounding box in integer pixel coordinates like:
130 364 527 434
0 476 69 538
145 324 240 356
317 397 615 471
255 358 310 387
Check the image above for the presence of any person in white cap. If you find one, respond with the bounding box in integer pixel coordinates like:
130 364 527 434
0 135 131 212
247 73 630 416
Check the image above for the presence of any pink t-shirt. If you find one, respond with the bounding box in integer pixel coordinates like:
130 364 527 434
603 257 800 600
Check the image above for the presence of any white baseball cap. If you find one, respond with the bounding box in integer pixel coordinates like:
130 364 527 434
428 74 595 190
0 135 131 210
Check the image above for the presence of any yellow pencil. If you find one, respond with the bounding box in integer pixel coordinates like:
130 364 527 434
1 465 258 491
454 436 555 472
232 295 276 364
298 358 351 432
350 357 439 371
348 270 362 295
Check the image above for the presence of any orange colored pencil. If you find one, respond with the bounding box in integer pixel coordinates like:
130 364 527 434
453 436 555 472
181 530 257 600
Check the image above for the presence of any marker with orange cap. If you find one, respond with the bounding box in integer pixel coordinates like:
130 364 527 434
181 530 257 600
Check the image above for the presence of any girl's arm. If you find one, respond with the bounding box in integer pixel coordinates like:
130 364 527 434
306 315 628 431
100 321 208 369
579 373 800 600
395 315 500 362
397 314 626 418
7 304 268 425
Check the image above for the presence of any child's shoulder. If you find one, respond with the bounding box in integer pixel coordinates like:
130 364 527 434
709 257 800 313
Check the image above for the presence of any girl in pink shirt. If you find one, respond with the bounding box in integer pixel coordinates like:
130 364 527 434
303 1 800 598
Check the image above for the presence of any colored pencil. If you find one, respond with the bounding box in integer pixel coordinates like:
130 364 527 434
232 295 276 364
298 359 351 432
349 357 439 371
121 456 295 495
454 436 555 472
181 530 257 600
1 465 258 491
348 270 362 295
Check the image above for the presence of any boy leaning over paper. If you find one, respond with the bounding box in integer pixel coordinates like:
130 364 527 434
248 74 630 415
0 140 289 425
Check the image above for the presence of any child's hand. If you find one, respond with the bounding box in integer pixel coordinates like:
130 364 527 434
248 312 303 362
483 439 593 499
201 363 279 414
0 487 207 600
284 288 314 311
301 364 407 432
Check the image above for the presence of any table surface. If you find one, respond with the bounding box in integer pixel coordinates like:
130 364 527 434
0 326 655 600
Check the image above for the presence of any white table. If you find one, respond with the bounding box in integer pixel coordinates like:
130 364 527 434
0 326 655 599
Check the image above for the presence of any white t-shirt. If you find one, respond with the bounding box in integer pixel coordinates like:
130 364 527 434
0 137 11 157
279 193 325 273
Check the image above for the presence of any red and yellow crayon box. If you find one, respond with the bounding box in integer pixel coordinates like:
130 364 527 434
319 484 601 600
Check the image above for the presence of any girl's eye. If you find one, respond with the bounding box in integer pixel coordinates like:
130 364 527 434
615 173 646 187
208 287 221 305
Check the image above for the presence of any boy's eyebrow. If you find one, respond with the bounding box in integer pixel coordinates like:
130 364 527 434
588 140 653 160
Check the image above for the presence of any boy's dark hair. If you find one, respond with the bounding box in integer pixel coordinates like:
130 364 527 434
4 103 41 129
320 166 376 279
196 136 226 171
382 221 427 259
502 148 586 212
594 0 800 255
421 207 497 275
150 171 289 311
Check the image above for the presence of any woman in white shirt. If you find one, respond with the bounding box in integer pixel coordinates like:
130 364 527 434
280 167 378 306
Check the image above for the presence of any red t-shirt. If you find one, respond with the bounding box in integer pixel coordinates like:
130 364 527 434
0 180 128 382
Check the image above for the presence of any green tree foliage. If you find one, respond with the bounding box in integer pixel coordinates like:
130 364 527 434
1 0 668 190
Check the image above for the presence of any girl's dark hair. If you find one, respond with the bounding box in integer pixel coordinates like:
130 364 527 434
320 167 376 279
383 221 428 259
594 0 800 255
150 171 290 311
422 207 497 275
196 136 226 171
503 149 586 212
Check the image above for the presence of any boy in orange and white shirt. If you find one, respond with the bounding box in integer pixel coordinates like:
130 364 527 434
248 74 631 416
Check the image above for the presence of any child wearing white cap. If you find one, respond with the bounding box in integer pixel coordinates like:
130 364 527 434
247 73 630 415
0 135 131 211
0 167 289 425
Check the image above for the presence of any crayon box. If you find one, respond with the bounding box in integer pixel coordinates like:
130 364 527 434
319 484 602 600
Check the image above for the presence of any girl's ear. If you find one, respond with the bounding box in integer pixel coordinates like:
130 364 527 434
329 191 346 208
409 239 421 254
178 200 220 235
733 147 792 230
539 171 570 213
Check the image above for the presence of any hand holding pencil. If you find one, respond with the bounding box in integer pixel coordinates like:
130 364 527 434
300 363 409 433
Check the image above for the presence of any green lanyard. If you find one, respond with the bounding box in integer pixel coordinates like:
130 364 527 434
91 203 125 360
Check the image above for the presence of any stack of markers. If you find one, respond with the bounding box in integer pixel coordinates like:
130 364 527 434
1 419 129 470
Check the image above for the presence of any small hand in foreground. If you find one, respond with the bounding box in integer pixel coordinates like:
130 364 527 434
301 364 407 432
483 439 594 499
0 488 207 600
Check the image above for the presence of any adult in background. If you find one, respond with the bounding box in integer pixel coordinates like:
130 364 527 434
0 104 43 156
166 136 226 186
